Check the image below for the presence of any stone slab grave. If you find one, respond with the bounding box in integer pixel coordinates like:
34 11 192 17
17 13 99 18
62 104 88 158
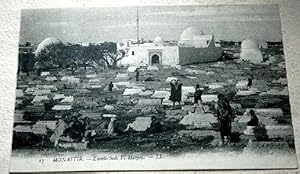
45 76 57 82
86 74 97 79
104 105 115 112
243 141 293 154
165 110 187 121
52 105 72 111
272 77 287 85
139 90 153 96
176 130 220 144
201 95 218 103
123 88 143 96
41 72 50 76
136 99 162 107
165 77 178 83
14 125 33 133
61 96 74 103
205 83 225 90
151 90 170 99
162 98 173 106
236 88 259 96
113 81 131 88
80 111 102 119
25 87 35 94
32 95 49 103
61 76 80 84
236 80 248 90
260 87 289 96
127 66 138 73
265 125 294 140
147 66 159 71
16 89 24 98
32 120 57 135
36 84 58 91
59 142 88 150
32 89 51 96
126 116 152 131
252 80 268 91
182 86 195 102
115 73 129 81
179 112 218 129
102 114 117 118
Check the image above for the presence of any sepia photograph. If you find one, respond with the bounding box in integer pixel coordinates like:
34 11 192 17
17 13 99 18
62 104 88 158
10 4 297 172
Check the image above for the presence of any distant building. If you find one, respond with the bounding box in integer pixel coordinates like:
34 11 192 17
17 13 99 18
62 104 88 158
120 27 222 66
240 39 263 64
18 44 35 74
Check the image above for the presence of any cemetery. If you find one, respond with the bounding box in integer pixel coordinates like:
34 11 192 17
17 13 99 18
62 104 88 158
12 41 295 156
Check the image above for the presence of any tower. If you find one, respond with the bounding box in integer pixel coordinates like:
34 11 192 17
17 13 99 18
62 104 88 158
136 6 139 46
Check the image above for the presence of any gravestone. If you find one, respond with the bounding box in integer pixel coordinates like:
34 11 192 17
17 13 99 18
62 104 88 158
201 95 218 103
61 96 74 103
123 88 143 96
265 125 293 139
236 80 248 90
151 90 170 99
137 99 162 106
179 112 218 129
126 117 152 131
16 89 24 98
52 105 72 111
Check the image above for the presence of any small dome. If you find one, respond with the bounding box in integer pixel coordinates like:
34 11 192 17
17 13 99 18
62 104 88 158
180 27 204 41
153 36 164 43
35 37 63 57
241 39 259 50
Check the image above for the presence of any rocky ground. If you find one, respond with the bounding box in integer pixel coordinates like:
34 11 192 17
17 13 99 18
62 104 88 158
12 46 295 155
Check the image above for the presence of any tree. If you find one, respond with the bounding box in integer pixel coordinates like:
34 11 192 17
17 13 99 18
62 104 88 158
35 42 66 70
83 42 127 69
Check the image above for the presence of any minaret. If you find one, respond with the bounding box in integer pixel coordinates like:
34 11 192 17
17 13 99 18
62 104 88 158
136 6 139 46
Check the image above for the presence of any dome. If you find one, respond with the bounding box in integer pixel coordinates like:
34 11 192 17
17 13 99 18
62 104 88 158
241 39 259 50
180 27 205 41
35 37 63 57
153 36 164 43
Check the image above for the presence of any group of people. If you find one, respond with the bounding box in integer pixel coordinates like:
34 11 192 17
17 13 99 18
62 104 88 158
50 114 96 146
169 79 260 146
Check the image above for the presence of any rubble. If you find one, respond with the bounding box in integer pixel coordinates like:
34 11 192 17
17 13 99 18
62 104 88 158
52 105 72 110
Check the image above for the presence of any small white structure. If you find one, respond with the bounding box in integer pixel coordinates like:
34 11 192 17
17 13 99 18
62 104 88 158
240 39 263 64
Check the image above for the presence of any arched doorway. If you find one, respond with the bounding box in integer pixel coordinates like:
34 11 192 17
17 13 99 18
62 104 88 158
151 54 160 65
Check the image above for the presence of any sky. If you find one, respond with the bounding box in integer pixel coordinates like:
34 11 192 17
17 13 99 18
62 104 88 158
19 5 283 44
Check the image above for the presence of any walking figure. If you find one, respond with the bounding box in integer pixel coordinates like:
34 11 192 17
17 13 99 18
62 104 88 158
247 75 253 88
135 68 140 81
108 81 114 92
169 79 183 109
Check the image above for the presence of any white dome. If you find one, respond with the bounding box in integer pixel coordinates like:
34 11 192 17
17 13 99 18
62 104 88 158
35 37 62 57
180 27 204 41
241 39 259 50
153 36 164 43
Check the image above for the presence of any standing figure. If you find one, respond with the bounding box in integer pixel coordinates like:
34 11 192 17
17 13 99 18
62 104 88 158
247 75 253 89
107 117 117 136
169 79 183 109
192 84 204 113
216 93 232 146
108 81 114 92
135 68 140 81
